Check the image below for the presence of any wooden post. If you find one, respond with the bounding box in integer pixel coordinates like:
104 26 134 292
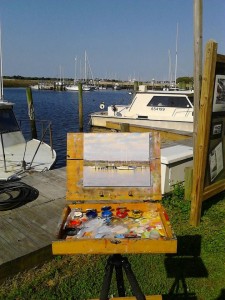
193 0 203 169
78 82 83 132
184 167 193 201
120 123 130 132
190 41 217 226
193 0 203 131
26 87 37 139
133 81 138 92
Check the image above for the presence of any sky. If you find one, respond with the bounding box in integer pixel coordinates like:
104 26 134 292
84 133 150 161
0 0 225 81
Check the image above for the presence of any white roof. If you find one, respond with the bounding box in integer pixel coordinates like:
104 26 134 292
161 145 193 164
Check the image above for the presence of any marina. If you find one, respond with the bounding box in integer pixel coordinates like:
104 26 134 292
0 87 193 281
0 1 224 298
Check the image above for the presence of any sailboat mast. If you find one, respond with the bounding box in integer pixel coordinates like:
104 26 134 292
0 24 3 101
174 22 179 88
168 49 172 87
84 50 87 82
74 56 77 83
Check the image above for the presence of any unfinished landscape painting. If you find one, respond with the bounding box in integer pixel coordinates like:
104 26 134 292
83 133 153 187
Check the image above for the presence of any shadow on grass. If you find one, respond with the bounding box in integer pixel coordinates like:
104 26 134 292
216 289 225 300
163 234 208 300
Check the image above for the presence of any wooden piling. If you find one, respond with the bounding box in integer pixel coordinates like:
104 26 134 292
26 87 37 139
184 167 193 201
120 123 130 132
133 81 138 92
78 82 83 132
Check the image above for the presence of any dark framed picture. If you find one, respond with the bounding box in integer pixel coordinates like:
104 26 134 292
210 121 223 139
212 75 225 113
209 141 224 182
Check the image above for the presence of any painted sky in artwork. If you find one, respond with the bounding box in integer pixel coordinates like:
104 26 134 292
84 133 151 161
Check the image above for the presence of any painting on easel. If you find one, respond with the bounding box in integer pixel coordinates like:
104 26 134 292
83 133 152 187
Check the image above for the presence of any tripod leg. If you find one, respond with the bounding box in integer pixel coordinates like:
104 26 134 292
99 256 114 300
122 256 146 300
114 258 126 296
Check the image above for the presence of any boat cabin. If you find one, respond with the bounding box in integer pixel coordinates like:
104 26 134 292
108 91 194 123
0 102 26 146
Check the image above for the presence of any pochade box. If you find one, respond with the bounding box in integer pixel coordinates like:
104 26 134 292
52 132 177 255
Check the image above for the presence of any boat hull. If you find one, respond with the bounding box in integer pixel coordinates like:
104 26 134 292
0 131 56 181
90 114 193 133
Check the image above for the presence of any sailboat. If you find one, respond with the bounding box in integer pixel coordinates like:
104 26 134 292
0 26 56 180
116 148 136 170
65 51 95 92
65 57 79 91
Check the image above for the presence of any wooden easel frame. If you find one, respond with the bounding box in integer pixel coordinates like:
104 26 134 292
66 132 161 202
191 40 225 226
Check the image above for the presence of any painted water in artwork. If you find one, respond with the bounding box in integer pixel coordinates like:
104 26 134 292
83 133 153 187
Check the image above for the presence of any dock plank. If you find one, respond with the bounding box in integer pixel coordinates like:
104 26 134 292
0 217 36 262
0 167 67 280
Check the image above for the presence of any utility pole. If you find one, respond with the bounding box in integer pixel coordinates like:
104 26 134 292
193 0 203 140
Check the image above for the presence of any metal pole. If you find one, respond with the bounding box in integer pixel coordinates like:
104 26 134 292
26 87 37 139
193 0 203 140
0 133 7 172
78 82 83 132
49 123 54 158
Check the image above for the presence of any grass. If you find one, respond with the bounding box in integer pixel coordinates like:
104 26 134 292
0 183 225 299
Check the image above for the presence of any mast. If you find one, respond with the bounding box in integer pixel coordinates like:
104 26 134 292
84 50 87 82
168 49 172 87
174 22 179 88
0 24 3 101
74 56 77 83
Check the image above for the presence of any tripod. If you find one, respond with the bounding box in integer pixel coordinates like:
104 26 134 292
99 254 146 300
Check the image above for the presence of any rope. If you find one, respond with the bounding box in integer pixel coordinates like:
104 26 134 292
0 182 39 211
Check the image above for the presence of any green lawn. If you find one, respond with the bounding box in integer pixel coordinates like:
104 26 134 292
0 184 225 299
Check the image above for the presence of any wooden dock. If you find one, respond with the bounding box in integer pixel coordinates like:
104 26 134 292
0 167 66 282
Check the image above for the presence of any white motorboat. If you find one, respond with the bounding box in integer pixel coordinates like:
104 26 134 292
0 28 56 181
0 100 57 181
113 83 122 90
90 89 194 133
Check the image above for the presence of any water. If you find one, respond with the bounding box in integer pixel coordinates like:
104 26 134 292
4 88 132 168
84 166 151 187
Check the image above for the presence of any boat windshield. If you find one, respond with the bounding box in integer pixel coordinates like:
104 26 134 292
147 96 192 108
0 109 20 133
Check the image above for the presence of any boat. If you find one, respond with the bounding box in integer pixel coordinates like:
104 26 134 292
113 83 122 90
65 57 80 92
65 83 95 92
0 100 57 181
65 84 79 91
30 83 53 90
90 88 194 133
0 28 56 181
117 165 135 170
65 52 96 92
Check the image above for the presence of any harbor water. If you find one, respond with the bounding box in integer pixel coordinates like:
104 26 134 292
4 88 132 168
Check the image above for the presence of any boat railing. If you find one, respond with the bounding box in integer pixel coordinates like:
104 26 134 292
108 105 130 116
17 119 55 159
